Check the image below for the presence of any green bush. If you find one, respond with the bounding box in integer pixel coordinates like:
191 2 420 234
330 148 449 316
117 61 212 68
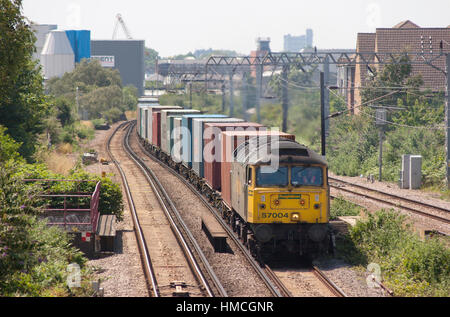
91 118 107 129
348 209 450 296
330 196 364 220
102 107 123 124
17 165 124 222
0 162 94 296
0 125 23 163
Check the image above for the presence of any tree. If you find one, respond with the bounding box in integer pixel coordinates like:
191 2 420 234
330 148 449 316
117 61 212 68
54 96 76 127
0 0 49 160
144 47 159 74
0 125 22 163
46 59 122 99
361 55 423 111
361 55 443 128
78 85 123 119
122 85 138 111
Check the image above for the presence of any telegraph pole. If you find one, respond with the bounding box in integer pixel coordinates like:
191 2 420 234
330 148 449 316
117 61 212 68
221 83 226 113
229 72 234 117
320 72 326 156
256 64 262 123
281 65 289 132
378 128 384 181
324 56 330 138
242 72 249 121
189 82 193 108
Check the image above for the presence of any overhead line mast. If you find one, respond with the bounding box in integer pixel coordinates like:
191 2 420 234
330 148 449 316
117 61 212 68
159 51 450 187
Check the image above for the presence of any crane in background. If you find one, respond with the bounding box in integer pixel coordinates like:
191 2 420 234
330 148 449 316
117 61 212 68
112 13 132 39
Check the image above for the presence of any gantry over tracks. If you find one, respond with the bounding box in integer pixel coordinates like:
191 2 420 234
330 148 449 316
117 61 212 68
107 121 227 297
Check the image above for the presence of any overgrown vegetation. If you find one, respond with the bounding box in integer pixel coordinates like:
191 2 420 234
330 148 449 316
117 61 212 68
0 1 125 296
336 209 450 297
327 55 446 189
46 59 138 124
0 129 93 296
330 196 364 220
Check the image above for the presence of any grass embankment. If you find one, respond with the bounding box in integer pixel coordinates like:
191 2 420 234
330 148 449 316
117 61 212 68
331 198 450 297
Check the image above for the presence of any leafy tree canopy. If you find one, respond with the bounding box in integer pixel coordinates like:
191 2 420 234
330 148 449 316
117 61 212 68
0 0 49 160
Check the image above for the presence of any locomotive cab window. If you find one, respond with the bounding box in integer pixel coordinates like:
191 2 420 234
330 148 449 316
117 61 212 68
292 166 323 187
256 166 288 187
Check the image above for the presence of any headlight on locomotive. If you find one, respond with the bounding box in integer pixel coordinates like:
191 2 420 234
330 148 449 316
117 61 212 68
291 212 300 222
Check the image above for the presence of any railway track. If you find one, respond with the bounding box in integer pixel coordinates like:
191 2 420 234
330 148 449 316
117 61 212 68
107 121 227 297
133 124 349 298
311 266 346 297
134 126 284 297
330 176 450 226
265 262 347 297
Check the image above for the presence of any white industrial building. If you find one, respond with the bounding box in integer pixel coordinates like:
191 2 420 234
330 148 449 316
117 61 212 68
40 30 75 80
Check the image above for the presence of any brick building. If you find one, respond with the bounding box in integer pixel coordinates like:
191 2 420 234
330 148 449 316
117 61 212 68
338 20 450 113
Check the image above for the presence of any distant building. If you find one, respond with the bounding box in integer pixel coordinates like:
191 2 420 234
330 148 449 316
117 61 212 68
30 24 91 80
31 23 57 61
256 37 271 52
91 40 145 96
40 30 75 80
283 29 313 52
250 37 271 78
339 20 450 113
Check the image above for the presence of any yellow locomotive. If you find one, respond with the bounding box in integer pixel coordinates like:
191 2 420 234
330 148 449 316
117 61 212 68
229 137 332 260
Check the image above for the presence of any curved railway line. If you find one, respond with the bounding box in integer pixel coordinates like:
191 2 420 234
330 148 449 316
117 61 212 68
107 121 227 297
133 122 347 298
329 176 450 226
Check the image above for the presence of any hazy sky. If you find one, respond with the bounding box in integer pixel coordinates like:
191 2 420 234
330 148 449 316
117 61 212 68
22 0 450 57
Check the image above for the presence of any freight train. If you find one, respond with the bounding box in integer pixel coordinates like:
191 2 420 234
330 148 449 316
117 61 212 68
137 99 334 261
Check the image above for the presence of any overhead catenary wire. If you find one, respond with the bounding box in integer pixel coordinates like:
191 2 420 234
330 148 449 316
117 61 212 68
359 108 445 130
326 89 400 118
271 72 445 125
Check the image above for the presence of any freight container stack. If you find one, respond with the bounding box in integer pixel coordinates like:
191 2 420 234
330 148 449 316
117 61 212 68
152 111 162 147
145 106 182 144
180 114 228 168
203 122 266 191
191 118 245 178
137 98 160 139
172 117 183 163
137 105 151 139
160 109 202 155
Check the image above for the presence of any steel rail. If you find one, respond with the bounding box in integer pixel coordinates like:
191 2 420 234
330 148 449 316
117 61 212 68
330 177 450 214
263 266 292 297
330 177 450 225
106 121 160 297
135 131 284 297
123 122 227 297
312 266 347 297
